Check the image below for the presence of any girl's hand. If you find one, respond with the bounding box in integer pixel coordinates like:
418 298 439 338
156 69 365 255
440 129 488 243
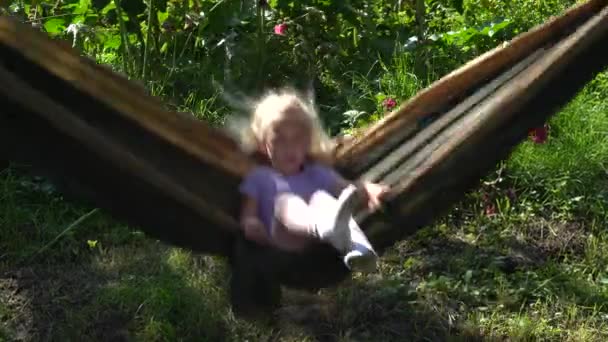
361 182 390 211
242 217 269 245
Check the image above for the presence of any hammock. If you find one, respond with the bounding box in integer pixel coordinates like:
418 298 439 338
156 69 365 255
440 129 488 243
0 0 607 313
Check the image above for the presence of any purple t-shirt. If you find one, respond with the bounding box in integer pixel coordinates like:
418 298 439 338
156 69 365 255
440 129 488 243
239 162 340 234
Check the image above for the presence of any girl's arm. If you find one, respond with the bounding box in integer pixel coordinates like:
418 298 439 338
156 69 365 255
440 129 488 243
239 167 273 245
331 173 389 211
240 195 259 223
240 196 270 245
312 162 390 210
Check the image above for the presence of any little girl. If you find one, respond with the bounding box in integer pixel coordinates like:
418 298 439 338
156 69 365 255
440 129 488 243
236 88 389 273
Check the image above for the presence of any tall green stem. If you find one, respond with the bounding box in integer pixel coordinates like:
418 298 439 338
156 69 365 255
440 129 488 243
256 1 265 87
142 0 155 84
115 0 132 76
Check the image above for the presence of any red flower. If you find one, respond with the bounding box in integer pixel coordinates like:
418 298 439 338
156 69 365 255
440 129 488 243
274 23 287 35
383 97 397 111
528 124 549 144
485 204 496 217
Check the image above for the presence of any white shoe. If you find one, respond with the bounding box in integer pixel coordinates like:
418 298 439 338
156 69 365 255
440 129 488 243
311 185 361 253
343 218 378 273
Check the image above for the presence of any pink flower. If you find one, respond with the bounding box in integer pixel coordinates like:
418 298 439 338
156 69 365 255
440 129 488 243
485 204 496 217
383 97 397 111
274 23 287 35
528 124 549 144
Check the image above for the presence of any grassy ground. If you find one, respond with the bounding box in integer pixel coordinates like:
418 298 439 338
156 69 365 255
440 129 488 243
1 70 607 341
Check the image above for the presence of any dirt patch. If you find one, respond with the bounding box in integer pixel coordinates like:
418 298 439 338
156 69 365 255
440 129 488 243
0 263 129 341
392 235 495 275
528 219 587 256
510 219 588 264
391 217 591 276
1 274 32 341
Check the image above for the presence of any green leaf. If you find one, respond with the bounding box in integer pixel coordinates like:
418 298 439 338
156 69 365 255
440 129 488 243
44 18 66 35
489 19 512 37
157 10 168 24
464 269 473 283
375 92 387 103
61 3 79 11
72 15 85 24
102 33 121 50
8 3 24 14
74 0 92 15
101 1 116 15
160 41 169 53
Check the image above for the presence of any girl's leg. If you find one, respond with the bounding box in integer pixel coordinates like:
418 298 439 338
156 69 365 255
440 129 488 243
272 193 318 252
274 193 317 237
273 186 361 253
311 185 378 273
272 185 377 270
309 185 361 253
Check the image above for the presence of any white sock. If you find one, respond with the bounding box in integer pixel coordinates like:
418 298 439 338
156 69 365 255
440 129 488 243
310 185 360 253
343 218 378 273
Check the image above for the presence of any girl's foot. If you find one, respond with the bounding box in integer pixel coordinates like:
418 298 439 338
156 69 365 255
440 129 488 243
343 219 378 273
311 185 362 253
311 185 378 272
344 250 378 273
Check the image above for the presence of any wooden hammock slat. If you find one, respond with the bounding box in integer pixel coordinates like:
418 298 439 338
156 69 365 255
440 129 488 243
361 47 547 184
0 18 254 180
0 20 250 255
379 48 553 189
0 65 242 234
0 15 258 256
335 0 608 177
0 97 240 257
358 4 608 251
384 3 608 198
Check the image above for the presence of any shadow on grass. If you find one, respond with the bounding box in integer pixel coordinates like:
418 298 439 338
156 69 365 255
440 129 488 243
0 166 238 341
1 215 606 342
1 166 607 341
0 242 234 341
268 216 607 341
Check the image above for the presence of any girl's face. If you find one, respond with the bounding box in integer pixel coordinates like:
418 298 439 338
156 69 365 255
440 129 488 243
263 109 311 175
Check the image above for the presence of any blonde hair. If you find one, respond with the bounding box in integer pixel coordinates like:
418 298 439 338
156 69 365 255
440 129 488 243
238 88 335 163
